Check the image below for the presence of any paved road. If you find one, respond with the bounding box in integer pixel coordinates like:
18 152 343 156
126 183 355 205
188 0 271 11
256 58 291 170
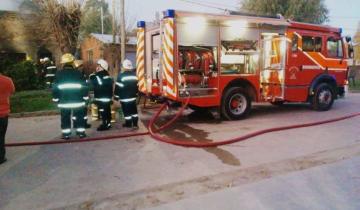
1 93 360 210
145 156 360 210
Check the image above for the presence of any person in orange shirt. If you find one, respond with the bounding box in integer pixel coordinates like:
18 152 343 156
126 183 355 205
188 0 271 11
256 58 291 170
0 73 15 165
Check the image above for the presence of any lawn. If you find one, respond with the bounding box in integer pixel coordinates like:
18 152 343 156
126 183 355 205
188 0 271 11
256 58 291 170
349 80 360 92
11 90 57 113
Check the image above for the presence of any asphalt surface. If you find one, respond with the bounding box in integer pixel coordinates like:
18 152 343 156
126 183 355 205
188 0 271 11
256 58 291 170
145 156 360 210
1 93 360 210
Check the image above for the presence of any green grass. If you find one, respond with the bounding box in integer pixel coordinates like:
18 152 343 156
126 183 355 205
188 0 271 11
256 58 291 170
349 80 360 91
11 90 57 113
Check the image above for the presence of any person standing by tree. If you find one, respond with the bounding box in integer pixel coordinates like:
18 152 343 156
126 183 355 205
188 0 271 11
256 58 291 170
0 73 15 165
43 57 57 88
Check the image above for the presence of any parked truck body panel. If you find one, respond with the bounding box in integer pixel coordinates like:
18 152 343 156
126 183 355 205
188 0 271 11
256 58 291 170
137 10 349 119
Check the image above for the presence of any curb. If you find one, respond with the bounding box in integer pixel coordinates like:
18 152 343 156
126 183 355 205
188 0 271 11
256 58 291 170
10 110 59 118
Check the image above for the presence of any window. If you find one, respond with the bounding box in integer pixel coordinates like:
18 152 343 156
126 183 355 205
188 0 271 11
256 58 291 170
291 35 298 52
88 50 93 64
327 37 343 58
302 36 322 52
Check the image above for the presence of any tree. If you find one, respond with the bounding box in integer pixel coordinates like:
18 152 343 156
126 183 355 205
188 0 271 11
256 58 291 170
80 0 113 39
354 22 360 64
239 0 329 24
21 0 82 54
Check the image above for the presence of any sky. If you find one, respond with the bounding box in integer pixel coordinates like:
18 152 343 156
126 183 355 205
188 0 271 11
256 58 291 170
1 0 359 36
115 0 360 37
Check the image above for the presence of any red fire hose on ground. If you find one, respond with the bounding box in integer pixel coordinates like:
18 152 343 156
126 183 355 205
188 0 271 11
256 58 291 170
5 96 360 148
148 99 360 147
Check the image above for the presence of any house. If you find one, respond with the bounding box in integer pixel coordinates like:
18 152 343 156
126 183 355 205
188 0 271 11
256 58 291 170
0 0 55 63
80 33 137 76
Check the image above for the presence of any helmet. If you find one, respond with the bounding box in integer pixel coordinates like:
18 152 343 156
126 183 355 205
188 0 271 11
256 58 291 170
60 53 75 64
97 59 109 71
74 60 84 68
122 59 133 70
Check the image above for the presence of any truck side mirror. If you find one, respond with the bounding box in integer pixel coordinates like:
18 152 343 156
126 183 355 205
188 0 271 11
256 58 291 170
345 36 352 43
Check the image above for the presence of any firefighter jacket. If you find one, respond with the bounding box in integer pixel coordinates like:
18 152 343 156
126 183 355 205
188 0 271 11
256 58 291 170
52 65 88 109
90 70 113 103
114 71 138 102
44 62 57 85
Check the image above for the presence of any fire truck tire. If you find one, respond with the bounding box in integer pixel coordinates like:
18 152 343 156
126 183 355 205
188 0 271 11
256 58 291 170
221 87 251 120
311 83 335 111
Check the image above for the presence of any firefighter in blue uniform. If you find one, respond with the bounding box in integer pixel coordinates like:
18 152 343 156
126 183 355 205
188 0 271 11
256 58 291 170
52 54 88 139
43 57 57 88
114 59 139 128
90 59 113 131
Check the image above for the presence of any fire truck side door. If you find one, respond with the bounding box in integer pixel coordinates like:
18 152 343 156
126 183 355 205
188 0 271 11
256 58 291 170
260 35 286 101
286 32 323 87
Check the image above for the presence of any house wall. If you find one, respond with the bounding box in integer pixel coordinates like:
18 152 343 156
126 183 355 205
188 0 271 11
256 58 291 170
80 35 136 77
80 36 103 75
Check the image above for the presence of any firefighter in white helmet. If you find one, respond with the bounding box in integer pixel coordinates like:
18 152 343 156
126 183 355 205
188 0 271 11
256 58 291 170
114 59 139 128
89 59 113 131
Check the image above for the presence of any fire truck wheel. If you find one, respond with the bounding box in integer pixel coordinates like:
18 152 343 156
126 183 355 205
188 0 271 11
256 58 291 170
311 83 335 111
221 87 251 120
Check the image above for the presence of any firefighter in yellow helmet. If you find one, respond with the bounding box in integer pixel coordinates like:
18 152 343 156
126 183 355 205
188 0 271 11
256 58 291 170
52 54 89 139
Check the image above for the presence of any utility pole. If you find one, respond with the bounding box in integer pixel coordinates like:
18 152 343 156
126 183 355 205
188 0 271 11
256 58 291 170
112 0 116 43
112 0 117 76
120 0 126 63
100 6 104 34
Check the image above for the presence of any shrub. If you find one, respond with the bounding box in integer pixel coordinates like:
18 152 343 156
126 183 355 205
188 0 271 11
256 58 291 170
4 61 44 91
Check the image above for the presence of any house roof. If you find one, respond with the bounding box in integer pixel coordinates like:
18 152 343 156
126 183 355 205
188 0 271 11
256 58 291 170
90 33 136 45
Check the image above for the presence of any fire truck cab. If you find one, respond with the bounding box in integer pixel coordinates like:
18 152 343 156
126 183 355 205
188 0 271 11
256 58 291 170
136 10 350 120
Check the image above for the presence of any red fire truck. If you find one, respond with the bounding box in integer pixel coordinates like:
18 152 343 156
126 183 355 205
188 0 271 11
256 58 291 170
136 10 351 120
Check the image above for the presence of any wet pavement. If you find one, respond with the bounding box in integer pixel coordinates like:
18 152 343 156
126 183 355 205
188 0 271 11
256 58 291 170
1 93 360 209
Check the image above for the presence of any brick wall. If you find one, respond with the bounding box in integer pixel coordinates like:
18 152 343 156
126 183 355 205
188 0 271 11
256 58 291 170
80 35 136 78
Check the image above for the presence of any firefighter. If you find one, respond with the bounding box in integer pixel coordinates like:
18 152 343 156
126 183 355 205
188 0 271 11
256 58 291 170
74 60 91 128
52 54 88 139
43 57 57 88
114 59 139 129
91 59 113 131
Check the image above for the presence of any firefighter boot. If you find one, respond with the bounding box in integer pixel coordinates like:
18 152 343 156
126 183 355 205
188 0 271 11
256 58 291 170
97 120 111 131
77 132 87 138
132 115 139 129
62 134 70 140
